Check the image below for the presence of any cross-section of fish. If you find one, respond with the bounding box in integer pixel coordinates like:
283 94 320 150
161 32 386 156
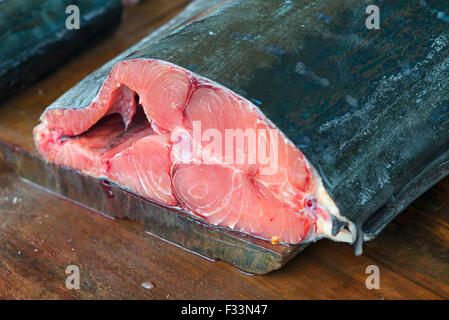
35 59 346 244
34 0 449 252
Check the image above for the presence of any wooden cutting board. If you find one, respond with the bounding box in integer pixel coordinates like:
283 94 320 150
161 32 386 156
0 0 448 298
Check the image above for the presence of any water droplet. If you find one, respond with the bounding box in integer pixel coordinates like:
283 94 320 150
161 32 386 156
141 282 154 290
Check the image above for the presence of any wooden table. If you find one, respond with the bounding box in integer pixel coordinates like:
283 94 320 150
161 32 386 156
0 0 448 299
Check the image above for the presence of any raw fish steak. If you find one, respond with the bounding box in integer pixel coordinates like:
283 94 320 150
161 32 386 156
35 59 344 244
34 0 449 252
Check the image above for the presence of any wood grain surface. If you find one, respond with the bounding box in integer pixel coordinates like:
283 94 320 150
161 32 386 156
0 0 448 299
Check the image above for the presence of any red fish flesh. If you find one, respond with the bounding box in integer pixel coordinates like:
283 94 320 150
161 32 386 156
34 59 352 244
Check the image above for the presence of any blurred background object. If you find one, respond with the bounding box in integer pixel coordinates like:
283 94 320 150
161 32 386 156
0 0 123 102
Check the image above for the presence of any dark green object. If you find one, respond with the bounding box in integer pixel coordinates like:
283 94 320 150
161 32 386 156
0 0 122 101
43 0 449 253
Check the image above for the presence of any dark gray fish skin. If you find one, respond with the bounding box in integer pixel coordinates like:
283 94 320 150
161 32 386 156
331 216 346 237
40 0 449 249
0 0 122 101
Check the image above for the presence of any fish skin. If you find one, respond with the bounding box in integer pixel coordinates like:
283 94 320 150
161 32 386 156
35 0 449 249
0 0 122 101
331 216 346 237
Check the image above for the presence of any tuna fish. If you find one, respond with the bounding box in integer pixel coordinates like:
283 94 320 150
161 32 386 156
34 59 345 244
34 0 449 252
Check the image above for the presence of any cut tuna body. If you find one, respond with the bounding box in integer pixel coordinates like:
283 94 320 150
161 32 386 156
34 59 350 244
34 0 449 253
